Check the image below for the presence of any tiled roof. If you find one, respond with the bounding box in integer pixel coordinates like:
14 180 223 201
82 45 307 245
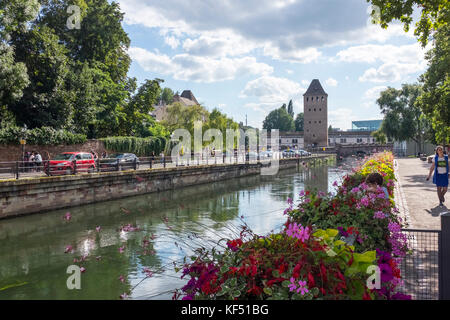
303 79 327 96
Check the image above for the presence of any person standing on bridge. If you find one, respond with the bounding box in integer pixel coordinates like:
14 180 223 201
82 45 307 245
426 146 449 207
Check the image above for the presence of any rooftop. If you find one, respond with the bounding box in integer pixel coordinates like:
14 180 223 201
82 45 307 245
303 79 327 96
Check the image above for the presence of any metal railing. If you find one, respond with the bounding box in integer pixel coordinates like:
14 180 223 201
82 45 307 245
398 213 450 300
0 151 333 180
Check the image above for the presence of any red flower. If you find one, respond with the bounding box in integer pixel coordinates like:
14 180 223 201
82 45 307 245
307 272 316 288
292 263 302 279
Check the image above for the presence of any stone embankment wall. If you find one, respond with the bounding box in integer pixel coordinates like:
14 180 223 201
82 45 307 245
0 156 334 219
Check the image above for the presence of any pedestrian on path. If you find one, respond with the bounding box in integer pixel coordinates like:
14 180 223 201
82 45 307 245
426 145 449 207
34 151 42 172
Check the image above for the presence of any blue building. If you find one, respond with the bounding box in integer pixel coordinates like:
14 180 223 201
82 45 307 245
351 120 382 132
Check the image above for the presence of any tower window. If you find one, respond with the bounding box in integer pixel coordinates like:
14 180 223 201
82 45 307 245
314 108 316 112
306 97 309 102
319 121 321 124
309 109 311 112
316 97 319 101
321 96 324 101
319 108 321 111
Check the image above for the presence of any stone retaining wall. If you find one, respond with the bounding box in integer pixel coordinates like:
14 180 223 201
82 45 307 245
0 157 335 219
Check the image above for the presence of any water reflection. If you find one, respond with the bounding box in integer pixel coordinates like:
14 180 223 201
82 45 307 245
0 160 351 300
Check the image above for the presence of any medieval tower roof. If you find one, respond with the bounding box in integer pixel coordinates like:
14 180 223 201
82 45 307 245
303 79 328 96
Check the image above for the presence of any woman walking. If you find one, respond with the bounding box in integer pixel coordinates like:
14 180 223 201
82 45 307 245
426 146 449 207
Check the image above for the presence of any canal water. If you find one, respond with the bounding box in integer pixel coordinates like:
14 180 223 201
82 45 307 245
0 159 356 300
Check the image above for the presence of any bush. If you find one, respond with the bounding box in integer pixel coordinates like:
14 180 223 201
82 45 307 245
175 152 411 300
0 126 86 145
175 227 377 300
100 136 169 156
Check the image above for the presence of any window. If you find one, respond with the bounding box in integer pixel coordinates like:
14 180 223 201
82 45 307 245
321 96 324 101
319 108 321 112
292 139 298 143
319 121 321 124
316 97 319 101
313 134 316 137
306 97 309 102
314 108 316 112
340 138 347 143
309 121 311 124
83 153 92 160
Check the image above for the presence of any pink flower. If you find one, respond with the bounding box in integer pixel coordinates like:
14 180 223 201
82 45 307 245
297 280 309 295
119 293 128 300
63 212 72 221
119 246 125 254
64 245 73 254
95 226 101 232
143 267 153 277
80 267 86 273
373 211 387 219
119 275 125 283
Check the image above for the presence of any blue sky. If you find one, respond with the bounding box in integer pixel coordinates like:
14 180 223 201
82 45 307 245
118 0 428 130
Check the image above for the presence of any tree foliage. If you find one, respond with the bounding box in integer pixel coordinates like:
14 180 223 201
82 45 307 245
366 0 450 46
295 113 304 132
417 24 450 144
377 84 432 152
263 107 295 132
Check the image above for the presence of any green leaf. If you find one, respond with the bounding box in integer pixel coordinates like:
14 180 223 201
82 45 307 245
282 280 291 288
263 287 273 296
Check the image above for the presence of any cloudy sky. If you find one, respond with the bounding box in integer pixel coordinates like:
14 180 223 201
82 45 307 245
118 0 427 129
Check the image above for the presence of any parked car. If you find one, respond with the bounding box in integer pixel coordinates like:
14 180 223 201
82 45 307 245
297 149 311 156
45 152 95 175
99 153 140 171
259 150 273 158
282 150 297 157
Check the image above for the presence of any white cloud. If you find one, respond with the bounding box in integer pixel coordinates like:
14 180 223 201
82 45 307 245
363 85 387 101
240 76 305 125
119 0 416 64
325 77 338 87
129 47 273 83
358 63 423 83
335 43 428 83
164 36 180 49
328 108 356 130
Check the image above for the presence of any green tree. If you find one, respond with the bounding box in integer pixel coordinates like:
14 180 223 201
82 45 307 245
295 113 304 131
371 129 387 144
38 0 130 82
123 78 163 136
377 84 431 153
161 87 175 105
417 24 450 145
9 25 73 129
263 107 295 132
287 99 294 118
366 0 450 46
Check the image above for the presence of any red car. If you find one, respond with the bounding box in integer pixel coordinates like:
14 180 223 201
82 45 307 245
45 152 96 176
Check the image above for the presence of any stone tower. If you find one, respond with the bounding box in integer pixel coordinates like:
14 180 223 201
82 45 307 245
303 79 328 147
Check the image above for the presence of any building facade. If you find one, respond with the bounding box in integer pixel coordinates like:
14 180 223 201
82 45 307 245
303 79 328 147
151 90 199 121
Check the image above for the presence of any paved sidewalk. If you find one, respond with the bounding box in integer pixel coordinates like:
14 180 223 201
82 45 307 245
395 158 449 230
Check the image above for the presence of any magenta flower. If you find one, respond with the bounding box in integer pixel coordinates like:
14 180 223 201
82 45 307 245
360 196 370 207
95 226 101 232
119 293 128 300
119 246 125 254
297 280 309 295
63 212 72 221
373 211 387 219
332 180 338 187
80 267 86 273
299 190 305 197
64 245 73 254
288 277 297 292
119 275 125 283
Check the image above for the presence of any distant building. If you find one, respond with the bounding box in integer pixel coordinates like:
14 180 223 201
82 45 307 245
152 90 199 121
351 120 382 132
266 130 379 150
303 79 328 148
